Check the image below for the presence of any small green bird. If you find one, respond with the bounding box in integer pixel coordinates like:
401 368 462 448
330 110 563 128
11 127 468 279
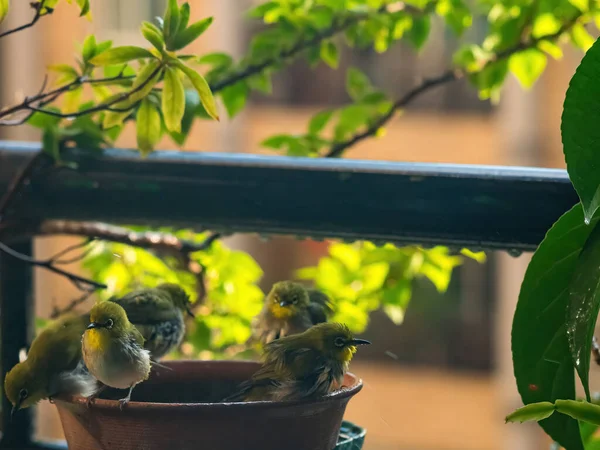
4 314 98 416
109 283 194 360
82 302 151 409
226 322 370 402
252 281 333 345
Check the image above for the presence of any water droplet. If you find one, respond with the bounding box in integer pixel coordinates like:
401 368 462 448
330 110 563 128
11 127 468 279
384 350 399 360
585 216 592 225
507 249 523 257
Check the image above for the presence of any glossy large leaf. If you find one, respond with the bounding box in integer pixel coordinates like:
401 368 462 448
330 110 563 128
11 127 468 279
568 221 600 401
562 36 600 223
513 204 600 450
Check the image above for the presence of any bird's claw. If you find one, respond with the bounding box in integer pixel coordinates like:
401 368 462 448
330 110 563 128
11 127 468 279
85 397 95 409
118 398 129 410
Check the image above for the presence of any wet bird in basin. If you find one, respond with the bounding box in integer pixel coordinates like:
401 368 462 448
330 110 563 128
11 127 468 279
252 281 333 345
226 322 369 402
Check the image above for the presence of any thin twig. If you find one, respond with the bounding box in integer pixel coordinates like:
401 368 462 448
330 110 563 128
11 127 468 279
0 73 140 123
210 2 411 93
0 241 106 290
324 16 582 158
28 221 221 255
18 65 161 120
0 1 46 40
50 291 93 319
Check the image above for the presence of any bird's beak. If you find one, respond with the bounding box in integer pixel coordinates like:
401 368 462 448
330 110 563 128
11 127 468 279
185 306 195 318
350 338 371 346
11 403 19 422
87 322 101 330
279 300 291 307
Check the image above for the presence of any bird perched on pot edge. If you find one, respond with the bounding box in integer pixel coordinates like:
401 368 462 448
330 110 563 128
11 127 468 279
82 302 151 408
109 283 194 360
225 322 369 402
4 314 98 416
252 281 333 345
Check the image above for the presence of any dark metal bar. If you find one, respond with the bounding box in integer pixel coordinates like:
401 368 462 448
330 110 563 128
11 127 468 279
0 141 579 251
0 240 34 449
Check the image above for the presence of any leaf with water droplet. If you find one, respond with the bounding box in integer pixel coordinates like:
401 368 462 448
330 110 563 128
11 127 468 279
513 204 599 450
567 220 600 401
562 36 600 223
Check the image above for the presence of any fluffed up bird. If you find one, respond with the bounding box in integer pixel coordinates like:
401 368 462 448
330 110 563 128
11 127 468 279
109 283 194 360
252 281 333 345
225 322 369 402
4 314 98 416
82 302 151 409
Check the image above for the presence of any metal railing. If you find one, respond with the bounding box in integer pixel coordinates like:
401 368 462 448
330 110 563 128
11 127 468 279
0 142 578 448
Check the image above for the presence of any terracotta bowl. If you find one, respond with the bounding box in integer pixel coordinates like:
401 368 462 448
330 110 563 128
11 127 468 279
54 360 363 450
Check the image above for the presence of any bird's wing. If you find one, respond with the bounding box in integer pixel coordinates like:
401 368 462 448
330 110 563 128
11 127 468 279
129 324 146 347
307 289 333 321
111 290 176 323
34 315 88 374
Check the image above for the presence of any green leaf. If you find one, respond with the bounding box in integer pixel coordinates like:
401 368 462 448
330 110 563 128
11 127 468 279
346 67 372 101
407 16 430 50
42 127 60 161
102 110 130 130
320 41 339 69
261 134 296 149
162 67 185 133
435 0 472 35
556 400 600 426
247 72 272 94
136 98 162 156
198 52 233 68
76 0 90 17
562 36 600 222
509 49 547 89
505 402 556 423
568 0 589 12
513 204 596 450
571 24 596 52
567 221 600 401
142 22 165 51
128 59 162 103
27 108 61 129
82 34 96 62
171 17 213 51
308 110 334 135
90 46 154 66
177 62 219 121
163 0 181 43
0 0 8 26
220 82 249 118
538 40 563 60
169 89 200 146
178 2 190 34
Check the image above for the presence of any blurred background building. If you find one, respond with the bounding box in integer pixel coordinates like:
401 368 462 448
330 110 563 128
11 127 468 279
0 1 589 449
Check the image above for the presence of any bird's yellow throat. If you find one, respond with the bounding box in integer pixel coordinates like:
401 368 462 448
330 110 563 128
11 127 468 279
269 303 294 319
84 329 109 352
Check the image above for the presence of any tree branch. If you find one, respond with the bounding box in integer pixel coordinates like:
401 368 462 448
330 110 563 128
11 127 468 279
0 240 106 291
50 291 93 319
30 221 221 255
0 1 47 40
0 73 137 125
210 1 416 93
324 16 582 158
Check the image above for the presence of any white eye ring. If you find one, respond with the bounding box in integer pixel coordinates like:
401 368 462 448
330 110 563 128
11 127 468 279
334 337 345 348
19 388 28 399
105 318 114 329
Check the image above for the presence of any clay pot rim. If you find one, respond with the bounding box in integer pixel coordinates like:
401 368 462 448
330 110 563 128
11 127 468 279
55 360 363 411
